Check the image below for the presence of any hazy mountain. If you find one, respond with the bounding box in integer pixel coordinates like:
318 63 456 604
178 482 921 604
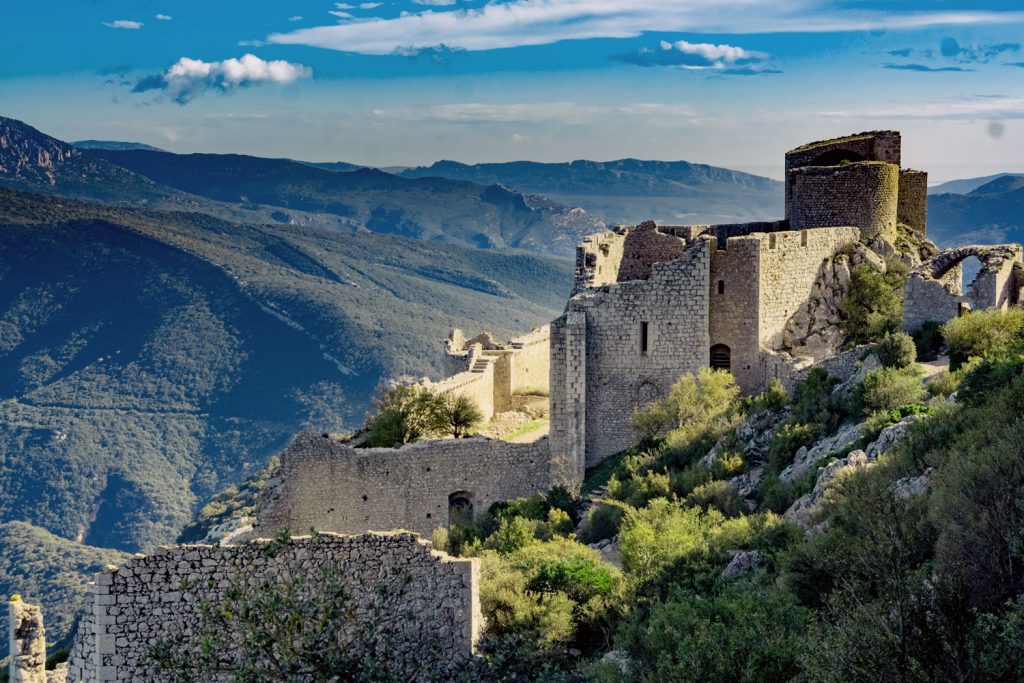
82 148 605 257
73 139 167 153
400 158 785 225
927 176 1024 246
0 189 570 563
928 173 1024 196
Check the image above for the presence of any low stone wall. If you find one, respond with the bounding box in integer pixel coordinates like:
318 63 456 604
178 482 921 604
66 532 480 682
255 433 559 537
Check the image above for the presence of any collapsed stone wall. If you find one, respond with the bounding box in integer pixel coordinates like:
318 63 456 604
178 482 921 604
903 244 1024 332
438 326 551 416
551 237 713 466
66 532 480 683
789 162 899 241
255 433 560 537
8 597 48 683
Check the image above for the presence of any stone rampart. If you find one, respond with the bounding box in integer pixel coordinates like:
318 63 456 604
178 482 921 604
508 326 550 395
898 169 928 235
255 433 559 537
789 162 899 241
66 532 479 683
8 597 47 683
428 344 496 420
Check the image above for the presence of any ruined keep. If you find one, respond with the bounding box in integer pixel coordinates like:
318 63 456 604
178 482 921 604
549 131 928 464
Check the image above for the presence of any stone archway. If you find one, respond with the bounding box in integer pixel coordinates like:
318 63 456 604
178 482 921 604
710 344 731 371
448 491 474 528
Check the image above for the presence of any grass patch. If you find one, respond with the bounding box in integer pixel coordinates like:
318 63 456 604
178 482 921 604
501 418 548 442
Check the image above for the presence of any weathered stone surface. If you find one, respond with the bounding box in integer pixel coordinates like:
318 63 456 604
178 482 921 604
894 468 934 499
779 421 864 485
722 550 764 580
9 596 47 683
66 532 479 683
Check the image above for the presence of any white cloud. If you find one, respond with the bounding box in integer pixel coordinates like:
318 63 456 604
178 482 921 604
661 40 763 65
360 3 384 8
820 95 1024 121
268 1 1024 55
330 10 354 19
103 20 143 30
372 101 696 124
335 3 355 8
155 14 172 21
413 0 457 5
133 54 312 104
288 16 303 22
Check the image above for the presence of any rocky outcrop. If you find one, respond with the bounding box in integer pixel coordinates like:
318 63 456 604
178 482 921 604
784 415 919 530
779 420 864 485
894 468 934 499
722 550 763 580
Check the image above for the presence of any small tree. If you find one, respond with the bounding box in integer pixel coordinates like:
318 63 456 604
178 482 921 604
875 331 917 369
363 384 446 447
439 392 484 438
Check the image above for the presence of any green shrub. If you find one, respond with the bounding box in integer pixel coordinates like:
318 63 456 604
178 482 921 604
484 516 537 554
840 261 908 344
670 465 713 499
685 480 746 518
927 369 960 398
744 378 789 413
852 365 926 416
790 366 843 432
544 508 575 538
943 307 1024 370
363 384 447 447
618 498 719 582
759 470 816 515
912 320 944 361
438 391 484 438
579 502 626 544
768 422 819 473
875 331 917 368
957 355 1024 406
711 452 745 479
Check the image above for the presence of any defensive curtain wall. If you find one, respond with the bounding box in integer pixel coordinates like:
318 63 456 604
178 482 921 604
903 244 1024 332
428 326 550 421
254 432 569 538
549 223 861 465
63 532 480 683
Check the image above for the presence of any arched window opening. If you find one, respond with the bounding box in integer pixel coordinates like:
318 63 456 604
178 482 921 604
448 491 474 528
710 344 731 372
636 381 659 409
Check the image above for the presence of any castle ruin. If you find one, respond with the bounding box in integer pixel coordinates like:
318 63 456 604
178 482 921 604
21 130 1024 681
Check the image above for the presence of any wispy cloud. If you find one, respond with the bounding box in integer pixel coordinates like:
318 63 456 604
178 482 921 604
372 101 697 124
1008 62 1024 68
413 0 458 5
132 54 312 104
268 1 1024 55
103 20 143 30
884 63 972 72
288 16 303 22
820 95 1024 120
155 14 172 21
616 39 777 74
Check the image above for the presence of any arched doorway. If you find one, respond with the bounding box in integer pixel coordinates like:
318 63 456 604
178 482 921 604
448 491 474 528
710 344 731 372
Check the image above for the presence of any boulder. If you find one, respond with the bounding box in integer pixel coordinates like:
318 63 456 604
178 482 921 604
722 550 763 580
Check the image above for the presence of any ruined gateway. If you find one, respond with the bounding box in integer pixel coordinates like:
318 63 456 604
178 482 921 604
19 131 1024 682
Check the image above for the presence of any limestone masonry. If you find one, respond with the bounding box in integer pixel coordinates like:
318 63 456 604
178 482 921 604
18 130 1024 680
63 532 479 682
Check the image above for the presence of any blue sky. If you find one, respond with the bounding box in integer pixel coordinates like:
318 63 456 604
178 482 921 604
3 1 1024 180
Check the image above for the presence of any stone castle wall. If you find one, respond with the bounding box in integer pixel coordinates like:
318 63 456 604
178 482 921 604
755 227 862 349
898 169 928 234
789 162 899 241
65 532 480 683
551 237 713 466
709 237 763 392
507 326 551 395
8 597 48 683
428 345 496 420
255 433 560 537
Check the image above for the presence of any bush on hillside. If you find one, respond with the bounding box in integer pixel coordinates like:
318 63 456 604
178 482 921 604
943 307 1024 370
912 320 945 361
363 384 448 447
875 331 917 368
840 261 908 344
789 367 844 432
851 365 927 416
685 481 746 518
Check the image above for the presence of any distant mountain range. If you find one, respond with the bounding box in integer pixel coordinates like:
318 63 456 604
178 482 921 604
73 139 167 153
928 175 1024 246
928 173 1024 196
